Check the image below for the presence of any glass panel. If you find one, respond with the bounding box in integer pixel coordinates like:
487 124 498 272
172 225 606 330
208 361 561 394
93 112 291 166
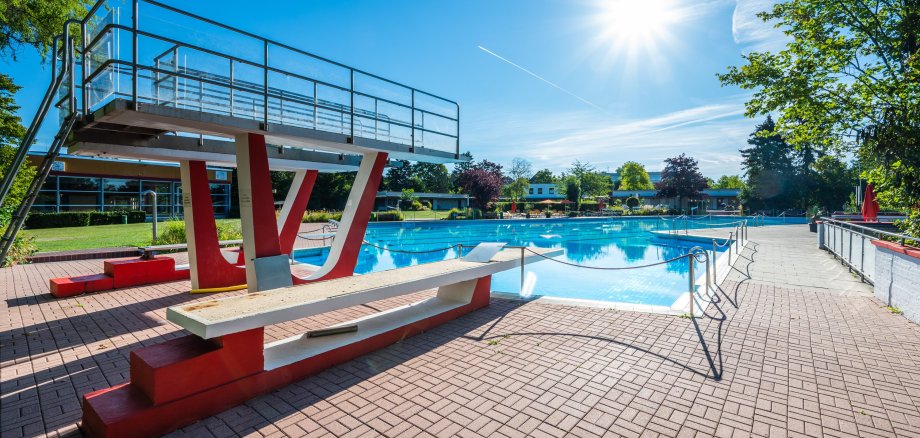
104 178 140 192
104 193 140 209
59 191 99 207
59 176 100 191
40 176 58 190
34 192 58 205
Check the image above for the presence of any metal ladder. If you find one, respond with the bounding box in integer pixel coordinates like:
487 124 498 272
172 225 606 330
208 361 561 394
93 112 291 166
0 30 78 265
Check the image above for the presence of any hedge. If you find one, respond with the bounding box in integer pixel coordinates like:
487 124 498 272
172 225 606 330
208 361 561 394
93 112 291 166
371 211 404 222
25 210 147 229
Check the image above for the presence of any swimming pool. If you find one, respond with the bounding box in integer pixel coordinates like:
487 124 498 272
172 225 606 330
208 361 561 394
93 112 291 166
293 216 802 308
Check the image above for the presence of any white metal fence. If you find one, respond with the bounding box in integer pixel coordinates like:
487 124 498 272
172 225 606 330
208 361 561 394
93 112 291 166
819 219 877 284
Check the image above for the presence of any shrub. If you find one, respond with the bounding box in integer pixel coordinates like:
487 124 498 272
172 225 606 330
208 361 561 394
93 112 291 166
25 211 90 228
302 211 343 223
483 211 499 219
625 196 640 208
568 211 579 217
544 210 552 218
372 211 404 222
1 231 36 267
153 219 242 245
25 210 147 229
446 208 464 220
89 210 147 225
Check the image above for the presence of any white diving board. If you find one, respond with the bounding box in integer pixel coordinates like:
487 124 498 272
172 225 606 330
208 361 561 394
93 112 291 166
167 246 562 369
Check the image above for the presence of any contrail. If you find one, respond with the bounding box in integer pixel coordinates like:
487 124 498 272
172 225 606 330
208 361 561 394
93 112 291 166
478 45 605 111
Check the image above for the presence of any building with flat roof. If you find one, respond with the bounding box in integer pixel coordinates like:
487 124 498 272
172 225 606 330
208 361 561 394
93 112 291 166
26 153 233 217
375 191 469 211
523 183 564 200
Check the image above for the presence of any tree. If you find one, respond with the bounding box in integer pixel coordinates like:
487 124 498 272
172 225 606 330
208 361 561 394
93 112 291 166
503 177 530 203
383 160 412 191
558 161 610 210
718 0 920 234
656 154 708 211
811 155 856 212
508 158 533 181
739 117 798 210
711 175 746 190
531 169 555 184
457 167 503 210
616 161 654 190
412 162 450 193
449 151 474 191
1 0 89 59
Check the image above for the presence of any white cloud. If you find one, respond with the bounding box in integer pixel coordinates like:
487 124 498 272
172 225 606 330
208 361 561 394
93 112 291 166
732 0 789 53
462 96 757 178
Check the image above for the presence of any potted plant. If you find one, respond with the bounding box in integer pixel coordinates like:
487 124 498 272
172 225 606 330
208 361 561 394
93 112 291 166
807 206 821 232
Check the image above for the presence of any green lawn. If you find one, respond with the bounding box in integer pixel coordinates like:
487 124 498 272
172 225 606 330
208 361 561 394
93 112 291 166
21 219 241 252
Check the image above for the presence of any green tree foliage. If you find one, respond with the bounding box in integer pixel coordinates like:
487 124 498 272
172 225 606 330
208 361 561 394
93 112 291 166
502 177 530 203
739 117 838 212
812 155 857 212
306 172 355 210
412 162 450 193
656 154 708 210
719 0 919 232
0 75 34 227
711 175 746 190
1 0 89 58
383 160 412 191
616 161 654 190
557 161 610 210
530 169 555 184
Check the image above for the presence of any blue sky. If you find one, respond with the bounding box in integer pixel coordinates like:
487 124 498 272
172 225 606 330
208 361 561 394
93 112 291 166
2 0 785 177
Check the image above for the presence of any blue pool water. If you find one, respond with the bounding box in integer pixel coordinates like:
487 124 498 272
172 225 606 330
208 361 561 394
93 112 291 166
294 216 803 307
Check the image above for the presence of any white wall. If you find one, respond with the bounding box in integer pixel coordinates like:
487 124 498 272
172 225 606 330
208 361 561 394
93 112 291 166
874 245 920 324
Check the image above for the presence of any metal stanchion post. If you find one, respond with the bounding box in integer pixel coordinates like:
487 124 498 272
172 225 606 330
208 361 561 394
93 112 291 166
688 255 695 317
520 246 525 293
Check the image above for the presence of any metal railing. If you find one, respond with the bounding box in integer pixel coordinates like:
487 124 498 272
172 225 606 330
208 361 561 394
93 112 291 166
77 0 461 156
818 217 917 285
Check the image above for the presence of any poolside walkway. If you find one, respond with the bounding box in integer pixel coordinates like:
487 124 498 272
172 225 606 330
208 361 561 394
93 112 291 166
2 225 919 437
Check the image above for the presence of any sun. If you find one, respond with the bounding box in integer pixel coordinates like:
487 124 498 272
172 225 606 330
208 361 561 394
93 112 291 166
589 0 682 64
598 1 675 43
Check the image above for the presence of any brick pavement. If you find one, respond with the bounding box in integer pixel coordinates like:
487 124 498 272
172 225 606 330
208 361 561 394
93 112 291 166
2 225 919 437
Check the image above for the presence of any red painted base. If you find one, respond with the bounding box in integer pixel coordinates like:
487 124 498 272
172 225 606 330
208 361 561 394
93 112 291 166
81 277 492 437
50 274 114 298
49 259 190 299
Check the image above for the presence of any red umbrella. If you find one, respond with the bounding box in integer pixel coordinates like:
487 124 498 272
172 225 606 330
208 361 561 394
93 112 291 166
510 201 517 213
862 184 880 222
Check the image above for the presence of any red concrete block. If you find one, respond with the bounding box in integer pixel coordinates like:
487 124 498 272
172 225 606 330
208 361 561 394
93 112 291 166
104 257 176 289
129 329 264 406
50 277 85 298
50 274 114 298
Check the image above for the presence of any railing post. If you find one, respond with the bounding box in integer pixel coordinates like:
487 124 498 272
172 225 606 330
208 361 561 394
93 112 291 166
132 0 138 106
705 255 710 297
349 69 355 140
520 246 525 294
688 255 695 317
263 40 269 127
728 232 733 262
410 90 415 152
229 59 234 116
712 239 718 281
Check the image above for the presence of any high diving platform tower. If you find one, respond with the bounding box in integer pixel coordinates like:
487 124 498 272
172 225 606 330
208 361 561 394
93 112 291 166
0 0 461 291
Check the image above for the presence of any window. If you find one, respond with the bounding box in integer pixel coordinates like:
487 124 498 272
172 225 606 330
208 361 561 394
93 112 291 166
529 188 534 194
538 188 543 194
549 187 554 194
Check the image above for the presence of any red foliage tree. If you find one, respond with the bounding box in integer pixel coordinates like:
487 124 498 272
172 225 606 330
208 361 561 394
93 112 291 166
457 163 503 210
